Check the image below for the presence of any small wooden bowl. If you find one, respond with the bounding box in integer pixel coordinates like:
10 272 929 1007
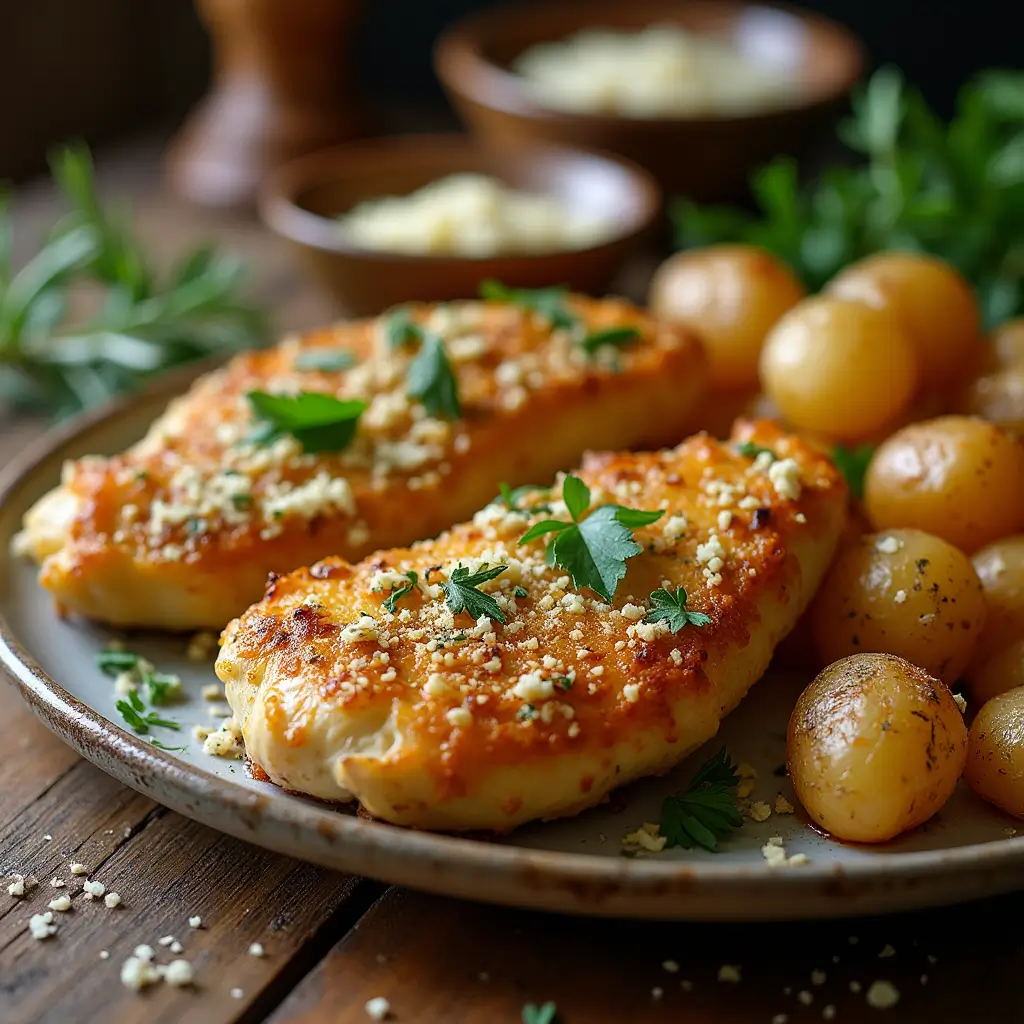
435 0 865 202
258 134 661 316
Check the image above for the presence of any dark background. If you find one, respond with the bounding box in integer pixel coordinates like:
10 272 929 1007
0 0 1017 181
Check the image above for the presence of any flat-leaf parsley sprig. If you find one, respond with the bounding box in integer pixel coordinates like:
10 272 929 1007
441 563 508 623
518 474 663 601
660 748 744 852
246 390 366 453
644 587 711 633
380 307 461 420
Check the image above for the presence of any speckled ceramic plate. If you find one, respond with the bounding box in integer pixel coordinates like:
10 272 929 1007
3 373 1024 921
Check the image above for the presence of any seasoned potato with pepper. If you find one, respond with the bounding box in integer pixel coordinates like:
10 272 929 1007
811 528 986 684
788 653 968 843
648 244 806 393
825 251 981 394
966 638 1024 706
864 416 1024 552
954 366 1024 436
759 296 918 443
965 687 1024 819
971 536 1024 657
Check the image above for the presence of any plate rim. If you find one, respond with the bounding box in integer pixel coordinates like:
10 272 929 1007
3 374 1024 920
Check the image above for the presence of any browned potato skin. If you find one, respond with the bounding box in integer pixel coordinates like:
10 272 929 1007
825 251 982 394
759 296 918 443
864 416 1024 553
965 687 1024 819
966 638 1024 707
810 528 986 684
953 366 1024 436
971 536 1024 657
649 244 806 393
788 653 968 843
985 319 1024 371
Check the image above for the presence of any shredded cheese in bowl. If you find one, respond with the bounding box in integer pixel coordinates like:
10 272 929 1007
513 23 801 119
336 173 614 257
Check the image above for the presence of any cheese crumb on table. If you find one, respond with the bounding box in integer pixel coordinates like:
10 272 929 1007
748 800 772 822
189 915 202 929
164 960 195 987
364 996 391 1020
104 892 122 908
48 895 72 912
82 880 106 899
774 794 795 814
29 911 58 939
231 988 244 1000
69 862 87 875
248 942 265 957
121 956 160 991
866 980 900 1009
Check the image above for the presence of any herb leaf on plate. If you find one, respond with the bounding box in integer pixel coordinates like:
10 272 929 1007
406 330 461 420
441 563 508 623
832 443 876 499
644 587 712 633
478 279 578 331
246 390 366 453
660 748 743 852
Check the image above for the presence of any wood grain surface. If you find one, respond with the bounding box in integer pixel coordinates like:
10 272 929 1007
2 140 1023 1024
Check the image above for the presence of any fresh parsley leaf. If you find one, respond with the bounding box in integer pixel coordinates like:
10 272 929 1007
441 563 508 623
383 571 418 614
246 390 366 454
478 279 578 330
579 325 641 357
116 699 149 734
735 441 777 462
832 444 875 499
516 703 537 721
645 587 711 633
660 748 743 852
522 1002 558 1024
95 649 138 675
149 739 188 751
406 332 461 419
140 671 182 707
513 585 529 599
294 348 357 372
143 712 181 730
498 482 545 511
384 307 419 349
128 688 145 712
561 474 591 521
518 477 664 601
553 672 575 691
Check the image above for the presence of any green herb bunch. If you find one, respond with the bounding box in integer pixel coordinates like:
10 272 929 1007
0 143 266 418
673 67 1024 326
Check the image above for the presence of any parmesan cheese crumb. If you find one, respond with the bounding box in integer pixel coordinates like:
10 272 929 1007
231 987 244 999
446 707 473 728
866 980 900 1009
954 692 967 714
365 996 391 1020
248 942 265 957
82 880 106 900
69 862 87 875
774 794 795 815
623 823 667 853
48 895 72 912
748 801 772 822
159 935 175 947
768 458 802 501
29 911 57 940
894 589 907 604
50 878 65 888
164 959 195 986
189 915 202 929
622 683 641 703
120 956 160 990
876 535 903 554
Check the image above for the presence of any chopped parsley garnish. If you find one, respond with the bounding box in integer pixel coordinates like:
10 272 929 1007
150 739 188 751
95 649 138 675
116 699 149 733
406 330 461 420
832 443 875 499
518 475 663 601
384 307 420 349
231 493 253 510
513 585 529 599
660 748 743 852
736 441 777 461
644 587 711 633
294 348 358 372
522 1002 558 1024
478 279 577 331
553 673 575 691
140 671 181 707
516 703 537 722
246 390 367 454
579 325 641 358
383 571 418 614
498 481 546 511
441 563 508 623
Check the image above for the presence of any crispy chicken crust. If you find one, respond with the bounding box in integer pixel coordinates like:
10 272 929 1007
217 421 847 832
16 297 705 629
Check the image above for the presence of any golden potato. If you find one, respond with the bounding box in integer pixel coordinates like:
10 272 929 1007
864 416 1024 552
649 244 806 392
954 366 1024 435
825 251 981 394
759 296 918 443
989 319 1024 370
811 528 986 683
965 687 1024 819
972 536 1024 655
966 638 1024 707
788 653 967 843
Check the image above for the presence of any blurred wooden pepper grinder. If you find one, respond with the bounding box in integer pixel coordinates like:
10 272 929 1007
166 0 365 210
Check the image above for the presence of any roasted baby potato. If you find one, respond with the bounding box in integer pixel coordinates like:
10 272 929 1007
965 687 1024 819
971 536 1024 658
825 251 981 395
864 416 1024 552
788 653 968 843
810 528 986 684
759 296 918 443
648 244 805 392
966 638 1024 707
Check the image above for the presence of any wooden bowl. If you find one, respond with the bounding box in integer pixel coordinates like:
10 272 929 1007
434 0 865 202
257 134 661 316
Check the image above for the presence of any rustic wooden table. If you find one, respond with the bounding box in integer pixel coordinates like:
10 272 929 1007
2 142 1023 1024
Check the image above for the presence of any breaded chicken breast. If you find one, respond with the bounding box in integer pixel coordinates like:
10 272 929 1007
16 296 705 629
216 421 847 832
